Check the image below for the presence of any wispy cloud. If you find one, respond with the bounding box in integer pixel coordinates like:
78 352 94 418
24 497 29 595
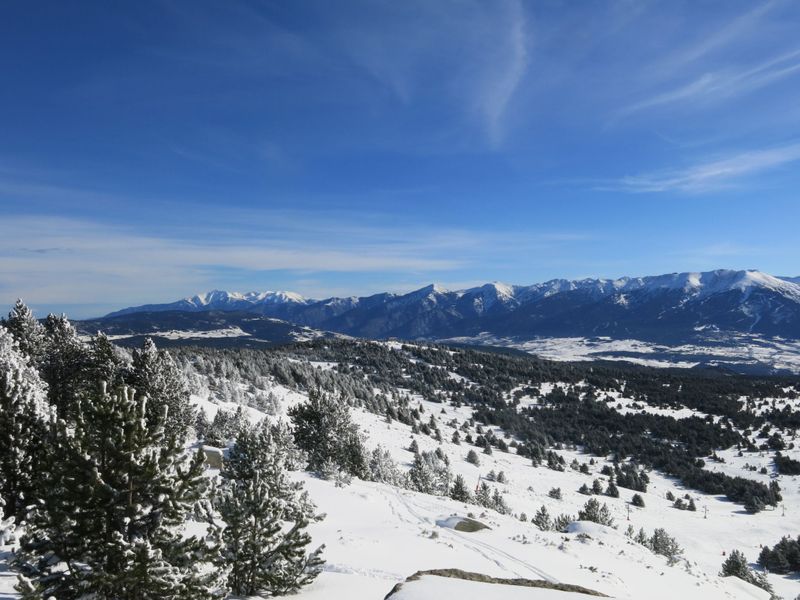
621 47 800 116
0 211 591 313
473 0 529 147
610 142 800 193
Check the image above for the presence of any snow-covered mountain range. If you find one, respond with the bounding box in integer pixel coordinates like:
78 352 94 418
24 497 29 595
103 270 800 344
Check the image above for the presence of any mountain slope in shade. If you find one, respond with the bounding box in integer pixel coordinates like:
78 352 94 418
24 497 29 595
99 270 800 344
77 310 340 348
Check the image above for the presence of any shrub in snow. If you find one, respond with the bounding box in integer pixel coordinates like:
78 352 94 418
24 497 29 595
631 493 645 507
548 487 562 500
553 513 574 533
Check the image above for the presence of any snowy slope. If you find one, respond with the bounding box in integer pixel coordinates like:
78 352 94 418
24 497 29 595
4 348 797 600
188 370 797 599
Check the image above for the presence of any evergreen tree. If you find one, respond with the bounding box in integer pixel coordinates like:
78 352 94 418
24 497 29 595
649 528 684 565
2 300 46 364
475 481 492 507
578 498 615 527
532 505 552 531
491 488 508 514
86 332 128 391
41 313 87 421
465 449 480 466
289 390 368 478
548 487 562 500
15 384 221 599
368 446 402 486
131 338 195 443
631 493 645 508
605 480 619 498
218 422 324 596
0 329 50 520
407 451 451 496
450 474 472 502
720 549 752 579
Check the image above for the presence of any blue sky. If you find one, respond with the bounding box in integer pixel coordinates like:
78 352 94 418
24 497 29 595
2 1 800 317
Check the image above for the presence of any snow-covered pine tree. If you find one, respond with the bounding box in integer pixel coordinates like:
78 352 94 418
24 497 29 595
289 389 367 478
131 338 195 443
2 300 46 365
85 332 128 391
368 446 402 486
217 422 324 596
15 384 222 599
40 313 87 421
0 328 50 520
407 451 451 496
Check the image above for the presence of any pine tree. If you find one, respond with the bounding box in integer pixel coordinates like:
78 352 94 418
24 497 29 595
491 488 508 514
2 300 46 364
218 422 324 596
86 332 128 391
289 390 367 478
578 498 615 527
41 313 87 421
720 549 751 579
0 329 50 520
649 528 684 565
631 493 645 507
450 474 472 502
15 384 221 599
407 451 451 496
465 449 480 466
475 481 492 507
131 338 195 443
533 505 552 531
605 480 619 498
368 446 402 486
